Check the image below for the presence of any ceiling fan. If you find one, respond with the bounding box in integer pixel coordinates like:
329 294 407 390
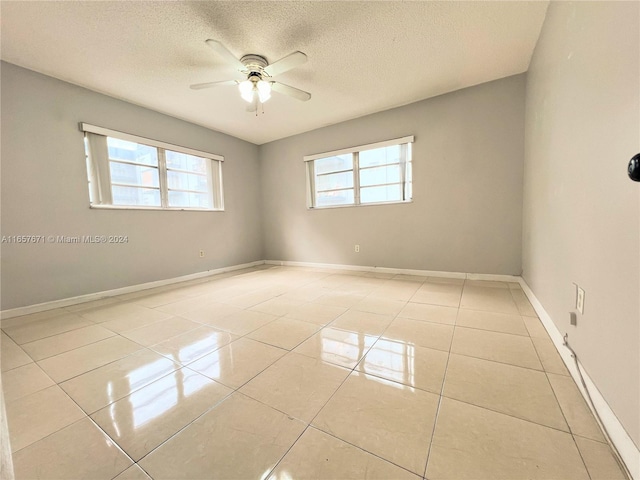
190 40 311 112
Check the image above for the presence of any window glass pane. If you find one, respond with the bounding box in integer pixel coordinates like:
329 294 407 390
107 137 158 166
167 171 208 192
359 164 401 187
110 162 159 188
166 150 208 173
316 171 354 192
359 145 401 168
316 189 354 207
168 191 212 209
112 185 160 206
314 154 353 175
360 184 402 204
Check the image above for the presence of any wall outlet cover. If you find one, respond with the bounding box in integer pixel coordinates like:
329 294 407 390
576 286 585 314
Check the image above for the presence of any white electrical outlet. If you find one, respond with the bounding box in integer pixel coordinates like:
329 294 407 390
576 286 585 314
199 250 205 258
355 244 360 253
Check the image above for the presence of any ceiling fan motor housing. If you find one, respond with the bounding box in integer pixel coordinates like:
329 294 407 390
240 54 269 77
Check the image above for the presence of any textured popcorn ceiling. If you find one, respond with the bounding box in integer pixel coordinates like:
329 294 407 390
0 1 548 145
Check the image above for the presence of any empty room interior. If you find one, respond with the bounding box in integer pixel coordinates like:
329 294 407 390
1 1 639 479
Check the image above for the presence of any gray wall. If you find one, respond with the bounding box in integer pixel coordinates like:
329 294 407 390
523 2 639 446
1 62 263 310
259 74 526 275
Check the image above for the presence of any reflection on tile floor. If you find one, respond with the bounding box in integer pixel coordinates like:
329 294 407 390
1 266 626 479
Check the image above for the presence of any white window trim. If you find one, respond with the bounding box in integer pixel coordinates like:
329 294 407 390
82 123 224 211
303 136 414 162
81 124 224 162
305 136 414 210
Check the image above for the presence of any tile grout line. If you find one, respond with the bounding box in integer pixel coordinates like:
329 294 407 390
438 395 586 438
9 388 136 480
444 298 593 437
1 319 102 348
448 349 545 373
422 302 459 478
112 382 239 467
67 352 184 416
2 362 58 404
131 461 154 480
306 426 423 478
262 423 312 478
527 329 594 480
34 337 150 385
16 331 121 364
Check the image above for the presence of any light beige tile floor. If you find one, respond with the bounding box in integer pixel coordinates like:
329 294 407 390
92 368 232 461
246 317 321 350
398 302 458 325
285 302 347 326
1 266 626 479
20 323 117 361
294 327 378 369
313 371 440 475
240 352 350 423
268 427 420 480
411 282 462 307
426 398 589 480
356 338 448 394
1 363 55 402
148 325 238 365
59 349 179 414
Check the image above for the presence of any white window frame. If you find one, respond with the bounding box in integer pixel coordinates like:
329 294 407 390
304 136 414 209
81 123 224 211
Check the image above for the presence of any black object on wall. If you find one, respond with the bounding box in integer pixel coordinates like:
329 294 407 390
629 153 640 182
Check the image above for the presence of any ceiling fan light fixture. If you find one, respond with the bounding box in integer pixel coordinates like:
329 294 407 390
238 80 254 103
257 80 271 103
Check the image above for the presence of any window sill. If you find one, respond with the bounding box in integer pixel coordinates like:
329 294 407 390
89 204 223 212
308 200 413 210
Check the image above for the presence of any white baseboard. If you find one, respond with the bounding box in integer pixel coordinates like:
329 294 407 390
466 272 522 282
265 259 520 282
0 260 265 320
519 278 639 480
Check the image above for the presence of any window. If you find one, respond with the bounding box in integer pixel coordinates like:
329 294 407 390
305 136 413 208
82 124 223 211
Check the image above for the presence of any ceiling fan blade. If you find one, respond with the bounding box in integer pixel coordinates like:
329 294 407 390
271 81 311 102
189 80 238 90
205 39 245 71
264 51 307 77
